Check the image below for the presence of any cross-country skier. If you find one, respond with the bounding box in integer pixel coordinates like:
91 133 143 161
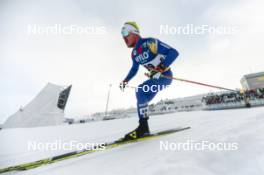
120 22 179 140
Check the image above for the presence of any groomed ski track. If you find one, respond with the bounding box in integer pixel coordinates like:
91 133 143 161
1 107 264 175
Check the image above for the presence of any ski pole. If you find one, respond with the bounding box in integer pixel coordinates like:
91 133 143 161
145 69 237 92
119 84 137 91
126 85 137 89
161 74 237 92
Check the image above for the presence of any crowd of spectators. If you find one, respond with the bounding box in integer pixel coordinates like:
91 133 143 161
202 88 264 106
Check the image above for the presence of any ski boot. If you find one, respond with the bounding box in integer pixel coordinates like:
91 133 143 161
123 118 150 141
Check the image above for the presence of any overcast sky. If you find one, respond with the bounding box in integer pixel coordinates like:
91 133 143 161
1 0 264 123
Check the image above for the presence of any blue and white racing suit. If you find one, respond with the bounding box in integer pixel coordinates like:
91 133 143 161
123 37 179 120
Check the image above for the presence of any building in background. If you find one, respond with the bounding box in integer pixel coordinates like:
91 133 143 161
241 72 264 90
3 83 71 129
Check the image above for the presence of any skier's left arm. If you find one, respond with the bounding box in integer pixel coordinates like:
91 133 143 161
157 40 179 68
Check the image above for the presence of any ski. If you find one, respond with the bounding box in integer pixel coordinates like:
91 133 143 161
0 127 190 174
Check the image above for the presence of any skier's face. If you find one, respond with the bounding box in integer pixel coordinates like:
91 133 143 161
123 33 136 48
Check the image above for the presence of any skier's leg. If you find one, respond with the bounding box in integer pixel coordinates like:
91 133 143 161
136 70 173 120
123 71 173 140
136 80 158 120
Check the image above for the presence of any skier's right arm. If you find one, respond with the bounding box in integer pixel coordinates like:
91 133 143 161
120 59 139 91
123 58 139 82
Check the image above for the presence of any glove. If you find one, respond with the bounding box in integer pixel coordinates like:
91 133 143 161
149 70 162 79
119 81 128 91
148 64 168 79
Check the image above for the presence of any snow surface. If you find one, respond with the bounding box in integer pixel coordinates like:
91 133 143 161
1 107 264 175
